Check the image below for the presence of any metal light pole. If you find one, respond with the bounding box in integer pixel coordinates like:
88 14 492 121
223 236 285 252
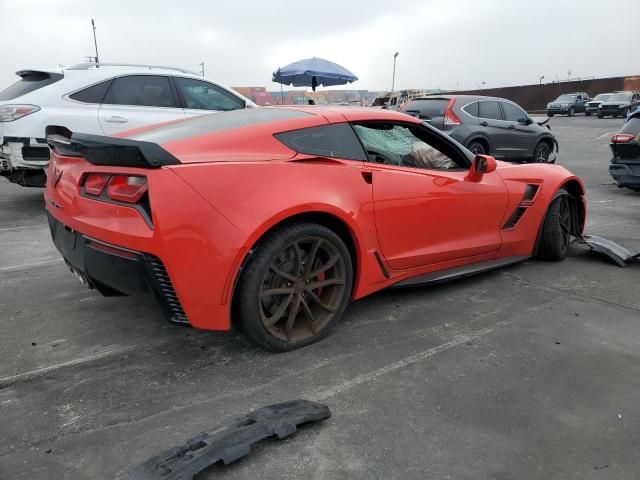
391 52 399 92
91 19 100 67
539 75 545 85
199 62 205 77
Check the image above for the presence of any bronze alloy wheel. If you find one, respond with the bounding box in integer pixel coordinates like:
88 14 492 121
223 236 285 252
258 236 347 343
558 195 571 256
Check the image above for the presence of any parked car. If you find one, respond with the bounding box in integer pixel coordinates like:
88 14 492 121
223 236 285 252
585 93 613 116
384 89 427 111
546 92 590 117
598 91 640 118
609 111 640 191
45 106 585 351
0 62 254 187
399 95 557 162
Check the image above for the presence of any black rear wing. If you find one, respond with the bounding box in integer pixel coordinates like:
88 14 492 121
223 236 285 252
45 125 180 168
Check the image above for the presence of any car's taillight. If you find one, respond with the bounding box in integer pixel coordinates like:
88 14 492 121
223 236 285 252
84 173 110 196
443 98 461 126
611 133 635 144
106 175 148 203
0 104 40 122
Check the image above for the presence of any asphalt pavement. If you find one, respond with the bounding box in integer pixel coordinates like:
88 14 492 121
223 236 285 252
1 116 639 480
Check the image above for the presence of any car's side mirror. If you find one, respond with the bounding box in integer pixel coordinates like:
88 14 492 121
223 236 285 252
518 117 533 125
467 154 497 181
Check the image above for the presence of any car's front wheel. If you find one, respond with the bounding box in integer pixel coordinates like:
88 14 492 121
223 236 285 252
567 107 575 117
537 190 572 261
236 222 353 351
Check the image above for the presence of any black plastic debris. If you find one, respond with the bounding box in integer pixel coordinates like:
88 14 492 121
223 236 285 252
122 400 331 480
580 235 640 267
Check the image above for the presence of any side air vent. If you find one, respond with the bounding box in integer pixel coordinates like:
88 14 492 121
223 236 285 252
502 207 527 230
145 255 189 324
523 184 540 202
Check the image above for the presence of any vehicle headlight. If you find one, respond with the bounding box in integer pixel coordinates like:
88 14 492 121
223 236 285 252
561 104 568 108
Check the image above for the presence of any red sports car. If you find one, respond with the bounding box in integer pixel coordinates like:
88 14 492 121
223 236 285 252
44 107 585 351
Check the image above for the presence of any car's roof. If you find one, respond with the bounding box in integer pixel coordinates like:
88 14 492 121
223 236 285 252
123 106 420 164
406 94 512 103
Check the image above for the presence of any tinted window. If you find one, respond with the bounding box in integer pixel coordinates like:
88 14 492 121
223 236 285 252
462 101 479 117
175 77 244 111
69 80 112 103
555 94 577 102
501 102 527 122
594 94 611 101
401 99 448 119
608 92 633 102
103 75 176 108
351 122 461 170
0 72 63 101
620 117 640 135
479 101 502 120
276 124 366 160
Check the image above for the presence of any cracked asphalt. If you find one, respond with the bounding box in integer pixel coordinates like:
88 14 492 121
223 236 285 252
1 116 639 479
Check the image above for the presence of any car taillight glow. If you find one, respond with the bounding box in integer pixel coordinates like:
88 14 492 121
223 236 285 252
0 104 40 122
84 173 110 196
106 175 148 203
611 133 635 144
443 98 461 126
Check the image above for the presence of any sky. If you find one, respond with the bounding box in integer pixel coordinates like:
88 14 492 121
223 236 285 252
1 0 639 92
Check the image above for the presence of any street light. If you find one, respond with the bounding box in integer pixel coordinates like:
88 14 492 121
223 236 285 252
477 81 485 93
539 75 545 85
391 52 399 92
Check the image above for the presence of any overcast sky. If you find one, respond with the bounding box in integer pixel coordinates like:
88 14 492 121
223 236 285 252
1 0 638 92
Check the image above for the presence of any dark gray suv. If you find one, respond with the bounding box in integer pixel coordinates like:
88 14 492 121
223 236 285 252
400 95 557 162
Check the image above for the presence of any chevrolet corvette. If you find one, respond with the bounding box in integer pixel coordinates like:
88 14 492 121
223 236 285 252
44 107 585 351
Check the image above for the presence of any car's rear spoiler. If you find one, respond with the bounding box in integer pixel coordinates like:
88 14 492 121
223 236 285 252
45 125 180 168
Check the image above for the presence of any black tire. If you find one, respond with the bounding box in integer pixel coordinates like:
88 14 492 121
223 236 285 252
537 190 572 261
548 113 554 117
567 107 575 117
467 141 486 155
597 113 604 119
585 112 592 116
236 222 353 352
622 108 629 117
533 141 552 163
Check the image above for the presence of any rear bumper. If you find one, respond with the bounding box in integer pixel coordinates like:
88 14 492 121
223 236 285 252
609 162 640 187
46 211 189 325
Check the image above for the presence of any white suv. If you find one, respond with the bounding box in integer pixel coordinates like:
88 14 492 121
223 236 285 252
0 63 254 187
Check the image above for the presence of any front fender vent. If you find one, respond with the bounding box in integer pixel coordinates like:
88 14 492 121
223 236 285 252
502 184 541 230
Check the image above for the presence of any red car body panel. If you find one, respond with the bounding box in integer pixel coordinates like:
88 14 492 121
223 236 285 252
44 107 585 332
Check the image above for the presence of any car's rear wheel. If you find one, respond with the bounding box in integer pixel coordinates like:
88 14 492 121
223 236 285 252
236 222 353 352
567 107 575 117
537 190 572 261
533 141 552 163
597 113 604 118
467 141 486 155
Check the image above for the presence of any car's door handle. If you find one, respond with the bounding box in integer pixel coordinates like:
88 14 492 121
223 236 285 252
105 116 128 123
480 121 489 127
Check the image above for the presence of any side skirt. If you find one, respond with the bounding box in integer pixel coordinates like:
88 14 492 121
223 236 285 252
391 256 528 288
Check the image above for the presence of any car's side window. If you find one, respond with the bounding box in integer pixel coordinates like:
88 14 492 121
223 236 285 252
501 102 528 123
462 101 479 117
175 77 245 111
102 75 176 108
275 123 367 160
351 122 465 171
69 80 112 104
478 101 503 120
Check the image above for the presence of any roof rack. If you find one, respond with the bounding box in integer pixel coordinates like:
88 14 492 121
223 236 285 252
66 62 198 75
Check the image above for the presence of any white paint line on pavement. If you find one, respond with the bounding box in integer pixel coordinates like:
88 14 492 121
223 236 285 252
0 338 168 387
0 258 61 272
0 223 47 232
312 321 508 401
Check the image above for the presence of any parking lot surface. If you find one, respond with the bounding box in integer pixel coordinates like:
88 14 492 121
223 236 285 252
1 116 639 479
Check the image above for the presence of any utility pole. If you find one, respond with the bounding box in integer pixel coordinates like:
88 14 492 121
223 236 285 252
199 62 205 77
91 19 100 67
391 52 399 92
539 75 545 85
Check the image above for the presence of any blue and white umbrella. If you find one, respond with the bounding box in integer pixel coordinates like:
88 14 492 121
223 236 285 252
272 57 358 91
